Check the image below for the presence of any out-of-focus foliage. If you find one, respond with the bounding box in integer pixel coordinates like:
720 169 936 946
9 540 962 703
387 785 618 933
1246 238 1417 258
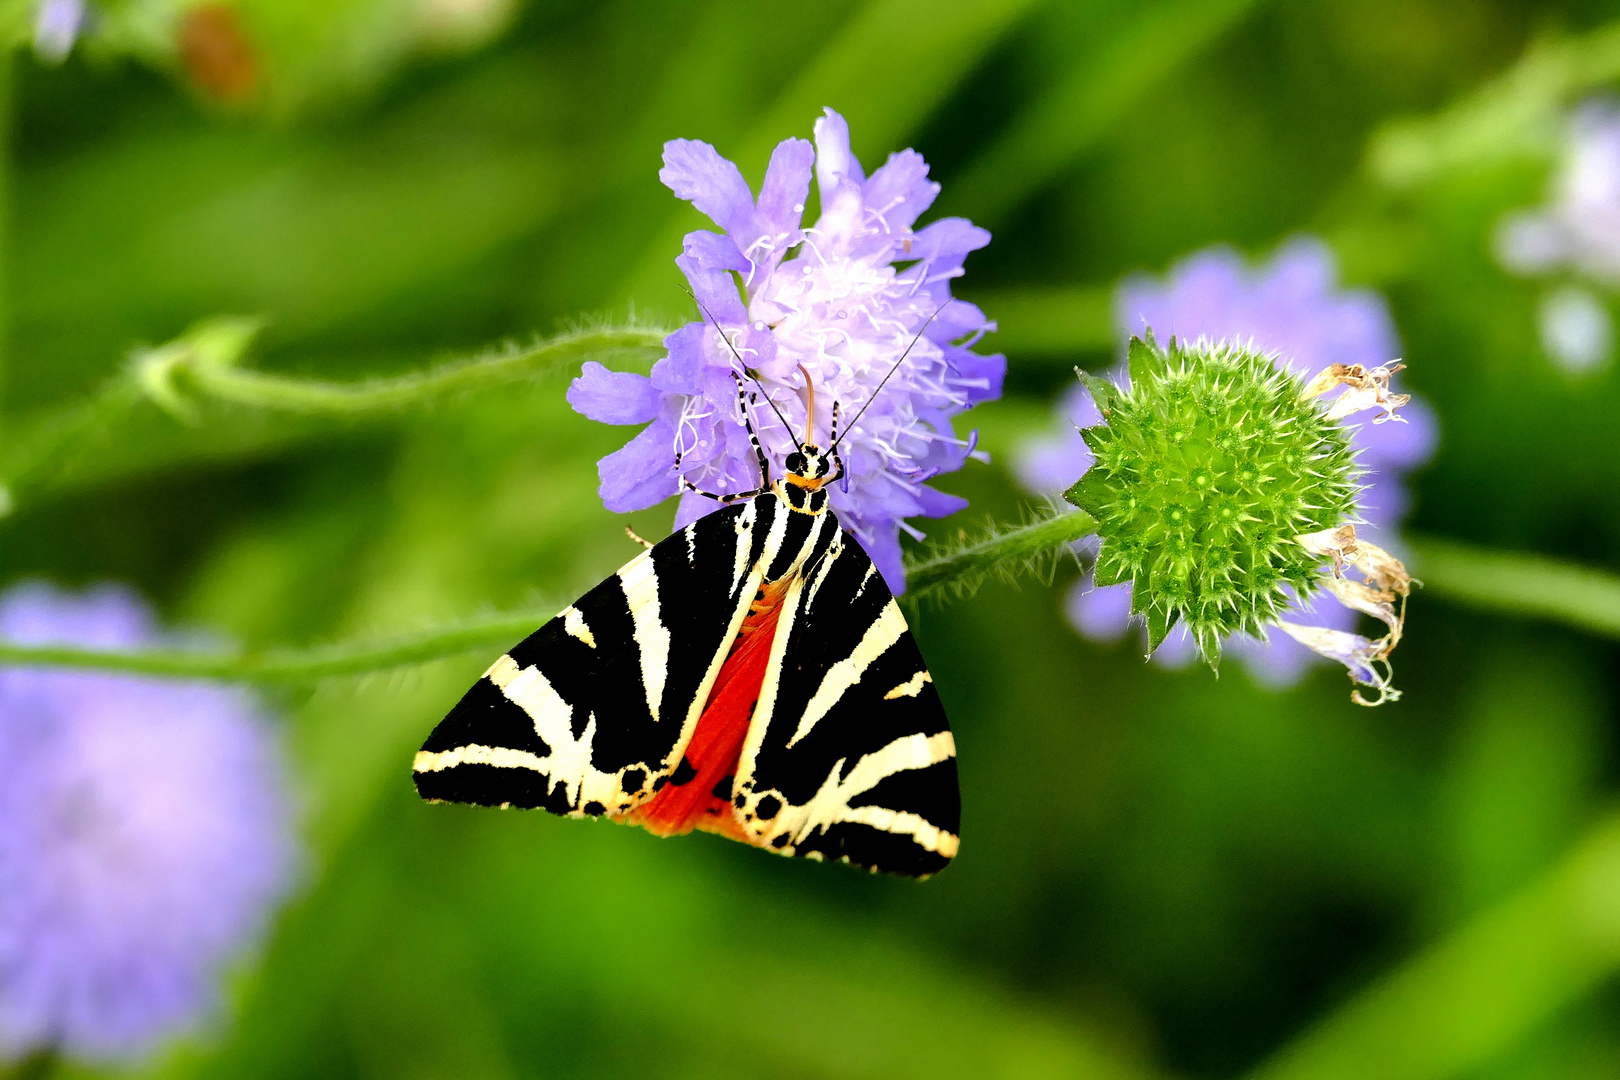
4 1 1620 1078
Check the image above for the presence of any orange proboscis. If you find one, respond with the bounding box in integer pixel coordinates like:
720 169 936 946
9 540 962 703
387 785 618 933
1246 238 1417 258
628 577 793 840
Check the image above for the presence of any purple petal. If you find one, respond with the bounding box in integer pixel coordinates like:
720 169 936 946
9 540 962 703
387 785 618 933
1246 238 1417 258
660 139 755 238
1017 430 1091 494
651 324 709 394
754 138 814 248
1065 578 1133 643
682 229 750 274
1353 395 1439 470
908 218 991 263
677 249 748 325
912 485 969 519
813 108 865 193
736 324 789 378
861 530 906 595
674 490 725 530
1150 626 1199 669
567 363 660 425
863 149 939 233
597 420 679 512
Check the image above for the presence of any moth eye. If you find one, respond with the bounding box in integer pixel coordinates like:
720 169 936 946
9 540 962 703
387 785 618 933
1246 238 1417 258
785 452 807 473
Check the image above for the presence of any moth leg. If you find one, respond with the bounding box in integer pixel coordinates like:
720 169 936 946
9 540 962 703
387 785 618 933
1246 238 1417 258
680 480 766 504
670 372 772 505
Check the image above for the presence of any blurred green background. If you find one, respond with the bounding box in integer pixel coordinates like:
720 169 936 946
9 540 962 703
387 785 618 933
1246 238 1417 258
7 0 1620 1077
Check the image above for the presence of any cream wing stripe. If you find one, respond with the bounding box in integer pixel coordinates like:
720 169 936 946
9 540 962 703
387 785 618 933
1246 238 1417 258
883 670 932 700
785 600 909 748
562 606 596 648
617 551 670 722
774 731 958 852
418 654 602 808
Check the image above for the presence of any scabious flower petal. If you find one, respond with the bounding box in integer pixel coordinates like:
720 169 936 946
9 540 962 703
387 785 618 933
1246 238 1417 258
863 150 939 233
675 250 748 324
575 110 1001 591
567 363 661 425
1023 238 1433 685
0 583 297 1062
597 419 679 511
813 109 864 191
660 139 759 239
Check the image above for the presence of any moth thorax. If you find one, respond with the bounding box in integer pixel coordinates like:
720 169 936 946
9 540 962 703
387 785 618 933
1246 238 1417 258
778 482 829 515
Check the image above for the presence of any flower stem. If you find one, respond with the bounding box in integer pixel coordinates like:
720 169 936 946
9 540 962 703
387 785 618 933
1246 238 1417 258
0 324 665 513
903 506 1096 603
0 46 12 496
0 508 1100 683
0 606 560 682
173 325 665 416
1409 536 1620 638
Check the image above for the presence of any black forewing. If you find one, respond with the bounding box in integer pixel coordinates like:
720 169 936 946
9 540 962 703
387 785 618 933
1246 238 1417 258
735 528 959 877
414 500 766 818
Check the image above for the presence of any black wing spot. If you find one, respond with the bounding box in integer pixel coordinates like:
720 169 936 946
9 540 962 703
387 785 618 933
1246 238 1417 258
712 775 734 800
653 775 668 792
755 794 782 820
621 768 647 794
671 757 698 786
770 833 791 849
582 801 606 817
732 793 747 809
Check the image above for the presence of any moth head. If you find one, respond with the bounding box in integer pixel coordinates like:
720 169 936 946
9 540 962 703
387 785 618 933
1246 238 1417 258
784 445 832 488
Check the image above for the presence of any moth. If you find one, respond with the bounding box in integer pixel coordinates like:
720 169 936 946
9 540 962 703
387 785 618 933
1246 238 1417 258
413 307 959 877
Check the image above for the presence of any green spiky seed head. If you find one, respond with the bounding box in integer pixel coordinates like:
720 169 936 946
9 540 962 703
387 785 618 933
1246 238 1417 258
1065 333 1359 664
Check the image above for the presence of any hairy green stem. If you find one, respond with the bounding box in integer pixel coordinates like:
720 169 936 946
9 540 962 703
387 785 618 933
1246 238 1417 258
1247 806 1620 1080
903 507 1096 602
0 47 12 479
0 324 665 513
0 606 559 682
173 325 664 416
0 509 1100 682
0 529 1612 684
1410 536 1620 638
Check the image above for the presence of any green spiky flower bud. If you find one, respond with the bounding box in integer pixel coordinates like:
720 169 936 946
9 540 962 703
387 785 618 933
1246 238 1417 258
1065 333 1361 665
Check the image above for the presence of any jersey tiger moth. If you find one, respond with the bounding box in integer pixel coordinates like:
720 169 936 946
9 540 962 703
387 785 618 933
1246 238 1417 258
413 308 960 878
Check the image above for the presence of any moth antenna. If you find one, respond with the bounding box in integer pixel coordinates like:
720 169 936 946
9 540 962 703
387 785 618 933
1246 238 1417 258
834 299 952 453
797 363 816 443
684 287 802 451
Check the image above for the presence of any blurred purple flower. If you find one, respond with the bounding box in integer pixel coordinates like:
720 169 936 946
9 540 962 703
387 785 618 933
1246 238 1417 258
569 108 1003 590
1498 99 1620 286
1018 237 1437 685
1496 98 1620 374
0 583 298 1062
33 0 85 62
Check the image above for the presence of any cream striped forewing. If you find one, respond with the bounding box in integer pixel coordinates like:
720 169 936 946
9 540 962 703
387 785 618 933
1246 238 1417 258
734 527 960 877
413 499 769 817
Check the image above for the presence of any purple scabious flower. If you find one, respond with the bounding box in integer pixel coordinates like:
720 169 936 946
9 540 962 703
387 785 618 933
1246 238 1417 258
0 583 298 1063
33 0 86 62
569 108 1003 591
1018 237 1437 686
1496 98 1620 374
